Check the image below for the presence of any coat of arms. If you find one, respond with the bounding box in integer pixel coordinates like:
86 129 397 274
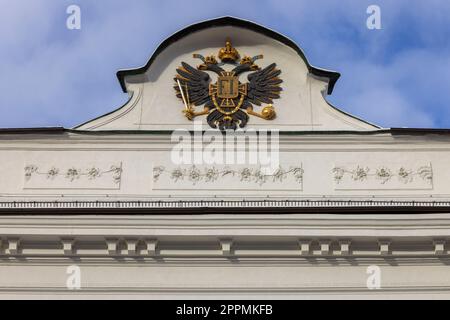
174 39 282 130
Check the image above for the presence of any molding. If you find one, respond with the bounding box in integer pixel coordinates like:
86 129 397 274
1 200 450 210
3 286 450 297
1 256 450 267
0 214 449 259
0 235 447 259
3 130 450 146
74 86 143 130
3 128 450 139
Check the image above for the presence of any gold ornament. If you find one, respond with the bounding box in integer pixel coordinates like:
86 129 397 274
218 38 240 62
174 38 282 129
261 105 276 120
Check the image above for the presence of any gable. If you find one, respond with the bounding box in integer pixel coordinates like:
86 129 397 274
76 17 379 131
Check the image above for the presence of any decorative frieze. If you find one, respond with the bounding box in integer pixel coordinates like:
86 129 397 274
23 163 123 190
153 165 304 189
25 164 122 183
332 163 433 190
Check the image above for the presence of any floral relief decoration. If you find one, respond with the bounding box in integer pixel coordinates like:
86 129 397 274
153 165 304 186
332 165 433 185
25 164 123 184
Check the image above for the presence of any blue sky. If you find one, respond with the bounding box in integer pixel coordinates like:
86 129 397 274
1 0 450 129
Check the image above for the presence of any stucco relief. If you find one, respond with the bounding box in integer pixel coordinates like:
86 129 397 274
153 165 303 189
332 164 433 190
23 163 123 190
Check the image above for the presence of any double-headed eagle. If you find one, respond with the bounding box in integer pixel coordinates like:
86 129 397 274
174 39 282 130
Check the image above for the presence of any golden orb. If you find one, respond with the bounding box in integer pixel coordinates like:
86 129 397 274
261 105 276 120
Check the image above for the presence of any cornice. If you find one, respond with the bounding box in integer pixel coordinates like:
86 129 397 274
1 133 450 154
0 214 449 260
3 285 450 299
1 200 450 211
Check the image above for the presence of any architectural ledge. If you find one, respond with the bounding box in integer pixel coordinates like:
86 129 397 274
0 214 449 260
1 200 450 211
0 235 448 260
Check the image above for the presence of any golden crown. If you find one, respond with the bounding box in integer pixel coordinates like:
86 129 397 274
218 38 240 62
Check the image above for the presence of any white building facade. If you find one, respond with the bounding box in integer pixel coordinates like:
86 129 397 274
0 17 450 299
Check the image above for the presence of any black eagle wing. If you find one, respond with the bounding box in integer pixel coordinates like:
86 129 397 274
246 63 283 106
174 62 211 106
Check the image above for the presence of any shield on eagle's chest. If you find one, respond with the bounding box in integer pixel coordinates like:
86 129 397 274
216 75 239 99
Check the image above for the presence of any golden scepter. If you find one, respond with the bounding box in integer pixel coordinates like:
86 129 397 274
176 79 209 120
176 79 189 112
177 79 195 120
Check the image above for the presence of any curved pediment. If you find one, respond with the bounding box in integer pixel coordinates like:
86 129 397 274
76 16 379 131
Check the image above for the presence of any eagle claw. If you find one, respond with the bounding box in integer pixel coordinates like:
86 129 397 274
183 106 209 120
